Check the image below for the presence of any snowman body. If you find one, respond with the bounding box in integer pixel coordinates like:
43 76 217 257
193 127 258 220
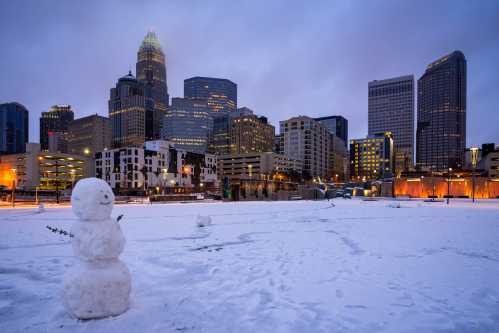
63 178 131 319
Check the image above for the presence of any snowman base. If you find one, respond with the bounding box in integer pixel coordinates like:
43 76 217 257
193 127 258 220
63 259 131 319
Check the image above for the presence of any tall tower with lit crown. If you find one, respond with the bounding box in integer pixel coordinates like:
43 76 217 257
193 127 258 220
136 31 169 139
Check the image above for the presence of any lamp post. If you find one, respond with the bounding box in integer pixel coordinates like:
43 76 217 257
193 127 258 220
447 167 452 205
420 176 424 198
55 160 60 204
162 168 168 194
11 168 17 207
469 147 479 203
70 169 76 190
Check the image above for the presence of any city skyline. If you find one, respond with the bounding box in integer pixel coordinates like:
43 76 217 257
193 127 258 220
1 1 498 147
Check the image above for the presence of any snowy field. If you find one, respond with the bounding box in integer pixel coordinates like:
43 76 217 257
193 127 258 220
1 199 499 332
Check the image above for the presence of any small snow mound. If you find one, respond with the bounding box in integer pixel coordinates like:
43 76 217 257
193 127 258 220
37 203 45 213
387 203 401 208
196 215 212 227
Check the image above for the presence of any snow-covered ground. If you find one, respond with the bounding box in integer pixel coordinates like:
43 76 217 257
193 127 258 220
1 199 499 332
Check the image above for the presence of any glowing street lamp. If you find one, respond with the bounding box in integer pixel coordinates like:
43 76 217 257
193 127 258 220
70 169 76 189
420 176 424 197
11 168 17 207
447 167 453 205
470 147 480 203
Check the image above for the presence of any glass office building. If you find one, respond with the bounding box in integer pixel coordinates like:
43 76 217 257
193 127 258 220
368 75 415 174
162 98 212 154
0 102 29 155
184 77 237 113
314 115 348 147
417 51 466 171
39 104 74 152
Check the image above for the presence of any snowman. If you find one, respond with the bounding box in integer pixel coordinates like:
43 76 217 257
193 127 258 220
63 177 131 319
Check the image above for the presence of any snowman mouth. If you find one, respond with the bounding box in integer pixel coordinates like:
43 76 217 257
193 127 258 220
99 201 112 206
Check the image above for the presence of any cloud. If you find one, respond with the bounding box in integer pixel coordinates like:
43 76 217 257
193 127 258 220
0 0 498 146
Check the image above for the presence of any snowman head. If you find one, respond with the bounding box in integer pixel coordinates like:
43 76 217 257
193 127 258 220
71 178 115 221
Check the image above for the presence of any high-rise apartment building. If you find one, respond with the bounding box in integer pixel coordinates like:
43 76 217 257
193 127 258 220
417 51 467 171
136 31 169 139
230 107 275 154
368 75 414 174
184 77 237 113
162 98 213 154
39 104 74 152
349 132 394 181
0 102 29 155
67 114 112 156
109 72 152 148
314 115 348 147
280 116 329 179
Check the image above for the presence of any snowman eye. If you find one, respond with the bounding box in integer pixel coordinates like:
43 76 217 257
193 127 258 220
104 194 109 199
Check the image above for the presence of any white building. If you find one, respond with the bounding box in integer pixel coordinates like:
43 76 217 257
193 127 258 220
95 140 217 191
279 116 329 179
218 152 302 181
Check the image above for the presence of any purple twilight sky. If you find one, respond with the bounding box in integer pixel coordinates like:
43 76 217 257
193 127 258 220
1 0 498 146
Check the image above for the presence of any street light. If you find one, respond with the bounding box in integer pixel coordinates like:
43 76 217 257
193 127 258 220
470 147 480 203
447 167 452 205
11 168 17 207
420 176 424 198
70 169 76 189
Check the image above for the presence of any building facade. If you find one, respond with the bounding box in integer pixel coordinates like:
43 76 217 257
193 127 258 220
95 140 217 191
109 72 152 148
184 77 237 113
349 132 395 181
0 143 93 190
162 98 212 154
67 114 112 156
417 51 467 171
314 115 348 147
39 104 74 152
280 116 329 179
210 107 253 155
218 152 302 182
0 102 29 155
230 107 275 154
274 133 284 155
136 31 169 139
328 134 348 182
368 75 414 174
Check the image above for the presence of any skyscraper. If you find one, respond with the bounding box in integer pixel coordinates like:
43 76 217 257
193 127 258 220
417 51 466 171
39 104 74 152
314 115 348 147
162 98 213 154
136 31 169 139
230 107 275 154
368 75 414 174
109 72 151 148
0 102 29 155
184 77 237 113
